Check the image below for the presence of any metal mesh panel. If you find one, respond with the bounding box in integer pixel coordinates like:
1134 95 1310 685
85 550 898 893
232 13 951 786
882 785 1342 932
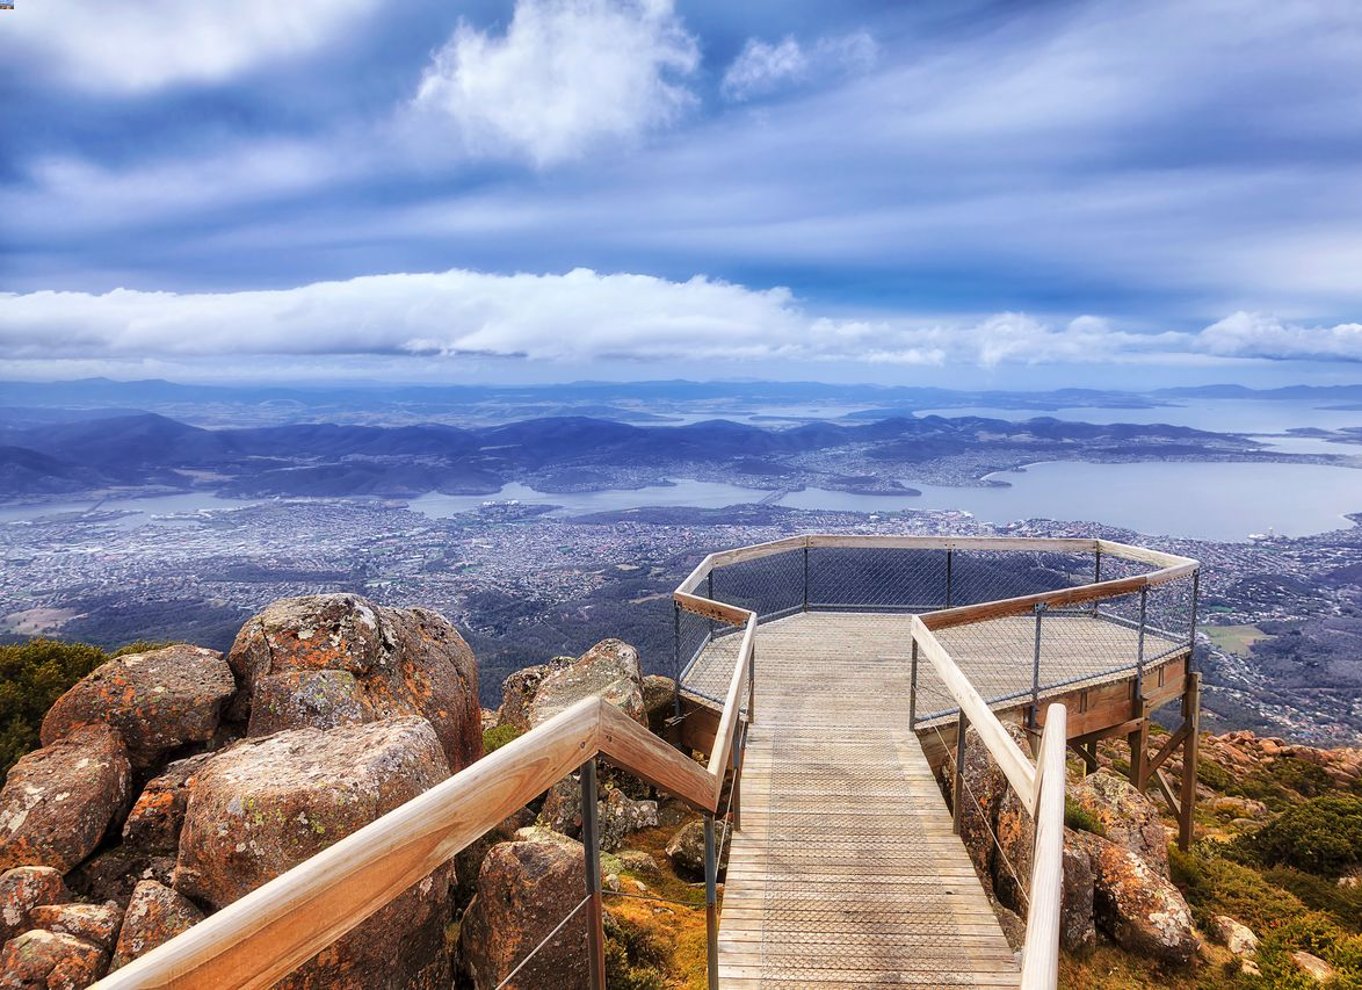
708 548 806 621
806 547 948 611
945 549 1091 607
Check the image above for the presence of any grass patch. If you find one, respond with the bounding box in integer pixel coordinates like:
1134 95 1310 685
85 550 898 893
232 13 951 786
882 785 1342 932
1202 624 1267 656
1232 793 1362 878
1065 797 1106 836
482 722 523 754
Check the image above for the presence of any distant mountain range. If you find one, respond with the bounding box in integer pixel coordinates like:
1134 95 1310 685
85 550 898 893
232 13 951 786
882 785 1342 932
0 409 1247 500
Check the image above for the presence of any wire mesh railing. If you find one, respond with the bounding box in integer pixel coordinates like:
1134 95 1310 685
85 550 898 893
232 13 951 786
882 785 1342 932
676 536 1198 722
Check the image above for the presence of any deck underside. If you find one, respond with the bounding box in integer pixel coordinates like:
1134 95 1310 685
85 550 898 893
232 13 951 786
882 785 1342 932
715 616 1022 988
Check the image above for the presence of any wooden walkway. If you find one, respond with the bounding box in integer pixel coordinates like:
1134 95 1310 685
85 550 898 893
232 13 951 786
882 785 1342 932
716 618 1021 987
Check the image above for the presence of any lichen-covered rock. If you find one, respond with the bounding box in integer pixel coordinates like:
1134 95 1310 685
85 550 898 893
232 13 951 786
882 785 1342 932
1210 914 1258 959
0 725 132 873
247 670 374 738
175 717 448 906
497 659 572 733
1071 831 1197 965
665 819 727 880
454 808 536 910
1059 841 1096 954
122 753 214 854
1069 768 1171 877
1292 950 1335 982
29 902 122 952
40 645 235 769
954 724 1023 898
0 929 106 990
174 717 453 988
0 867 68 944
641 675 677 733
459 830 589 990
228 594 481 771
529 640 644 728
598 790 658 852
64 846 175 907
110 880 202 970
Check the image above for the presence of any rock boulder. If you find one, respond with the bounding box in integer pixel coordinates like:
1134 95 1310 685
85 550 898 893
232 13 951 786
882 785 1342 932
27 902 122 952
460 830 589 990
529 640 644 728
121 753 214 854
497 659 572 733
174 717 453 989
0 867 68 944
228 594 481 771
1072 831 1197 965
40 645 235 769
0 929 106 990
0 725 132 873
110 880 202 971
1069 769 1171 877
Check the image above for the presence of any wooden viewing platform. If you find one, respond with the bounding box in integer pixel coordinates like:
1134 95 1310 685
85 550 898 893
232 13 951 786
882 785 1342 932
95 535 1199 990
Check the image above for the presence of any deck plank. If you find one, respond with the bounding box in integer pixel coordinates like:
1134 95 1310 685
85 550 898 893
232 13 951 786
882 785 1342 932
714 615 1021 988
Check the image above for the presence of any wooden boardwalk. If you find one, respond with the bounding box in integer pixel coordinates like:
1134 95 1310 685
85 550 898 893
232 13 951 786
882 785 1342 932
716 617 1021 988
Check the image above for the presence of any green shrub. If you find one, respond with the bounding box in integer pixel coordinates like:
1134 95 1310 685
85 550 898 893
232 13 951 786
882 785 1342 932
604 911 668 990
1169 843 1307 934
0 639 109 777
1196 758 1235 791
1264 867 1362 931
1064 797 1106 836
482 722 523 754
1234 794 1362 878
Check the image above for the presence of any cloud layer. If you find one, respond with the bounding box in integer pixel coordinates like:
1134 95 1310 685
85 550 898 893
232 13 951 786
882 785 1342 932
2 269 1356 375
413 0 699 165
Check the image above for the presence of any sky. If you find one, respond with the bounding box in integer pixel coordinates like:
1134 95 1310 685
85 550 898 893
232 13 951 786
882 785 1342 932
1 0 1361 387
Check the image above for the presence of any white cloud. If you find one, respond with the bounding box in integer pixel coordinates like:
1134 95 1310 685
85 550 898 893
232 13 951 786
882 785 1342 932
6 267 1356 373
412 0 699 166
0 0 381 92
1197 311 1362 362
721 31 877 101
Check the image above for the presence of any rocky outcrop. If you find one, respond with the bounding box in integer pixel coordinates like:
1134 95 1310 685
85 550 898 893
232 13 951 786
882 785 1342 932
40 645 235 769
0 929 106 990
0 725 132 873
538 779 658 851
641 675 677 733
0 867 68 944
121 753 214 854
460 829 590 990
497 659 572 733
109 880 203 971
1206 730 1362 790
954 725 1021 899
529 640 645 727
1069 769 1170 877
228 594 481 771
175 717 447 905
1071 831 1198 965
173 717 453 989
27 903 121 953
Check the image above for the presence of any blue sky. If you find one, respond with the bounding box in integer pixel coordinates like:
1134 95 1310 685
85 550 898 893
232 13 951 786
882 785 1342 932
1 0 1360 386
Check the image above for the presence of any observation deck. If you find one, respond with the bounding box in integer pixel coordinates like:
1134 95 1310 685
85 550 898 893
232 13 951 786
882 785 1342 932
673 535 1200 989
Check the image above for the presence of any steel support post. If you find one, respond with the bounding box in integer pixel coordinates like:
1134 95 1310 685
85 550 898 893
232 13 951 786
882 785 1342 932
580 760 606 990
908 640 919 731
1029 603 1045 730
953 712 969 834
704 814 719 990
945 549 954 608
672 602 683 718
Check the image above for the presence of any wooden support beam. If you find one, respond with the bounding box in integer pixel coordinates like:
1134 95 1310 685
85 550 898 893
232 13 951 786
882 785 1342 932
1153 768 1181 819
1145 723 1191 778
1068 740 1098 775
1071 717 1145 748
1178 672 1202 852
1128 691 1149 792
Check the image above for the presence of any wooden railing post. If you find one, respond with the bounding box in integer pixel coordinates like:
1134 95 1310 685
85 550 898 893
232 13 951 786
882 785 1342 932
704 814 719 990
580 759 606 990
1020 704 1067 990
1178 673 1201 851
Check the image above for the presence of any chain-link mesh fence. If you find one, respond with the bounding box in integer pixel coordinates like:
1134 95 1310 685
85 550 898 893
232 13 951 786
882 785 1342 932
677 538 1198 717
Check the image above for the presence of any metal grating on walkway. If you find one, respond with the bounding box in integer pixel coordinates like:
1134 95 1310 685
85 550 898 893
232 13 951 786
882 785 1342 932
716 618 1020 988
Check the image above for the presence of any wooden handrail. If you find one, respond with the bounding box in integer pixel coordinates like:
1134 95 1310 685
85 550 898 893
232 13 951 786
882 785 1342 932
911 616 1037 808
1020 704 1067 990
92 693 732 990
